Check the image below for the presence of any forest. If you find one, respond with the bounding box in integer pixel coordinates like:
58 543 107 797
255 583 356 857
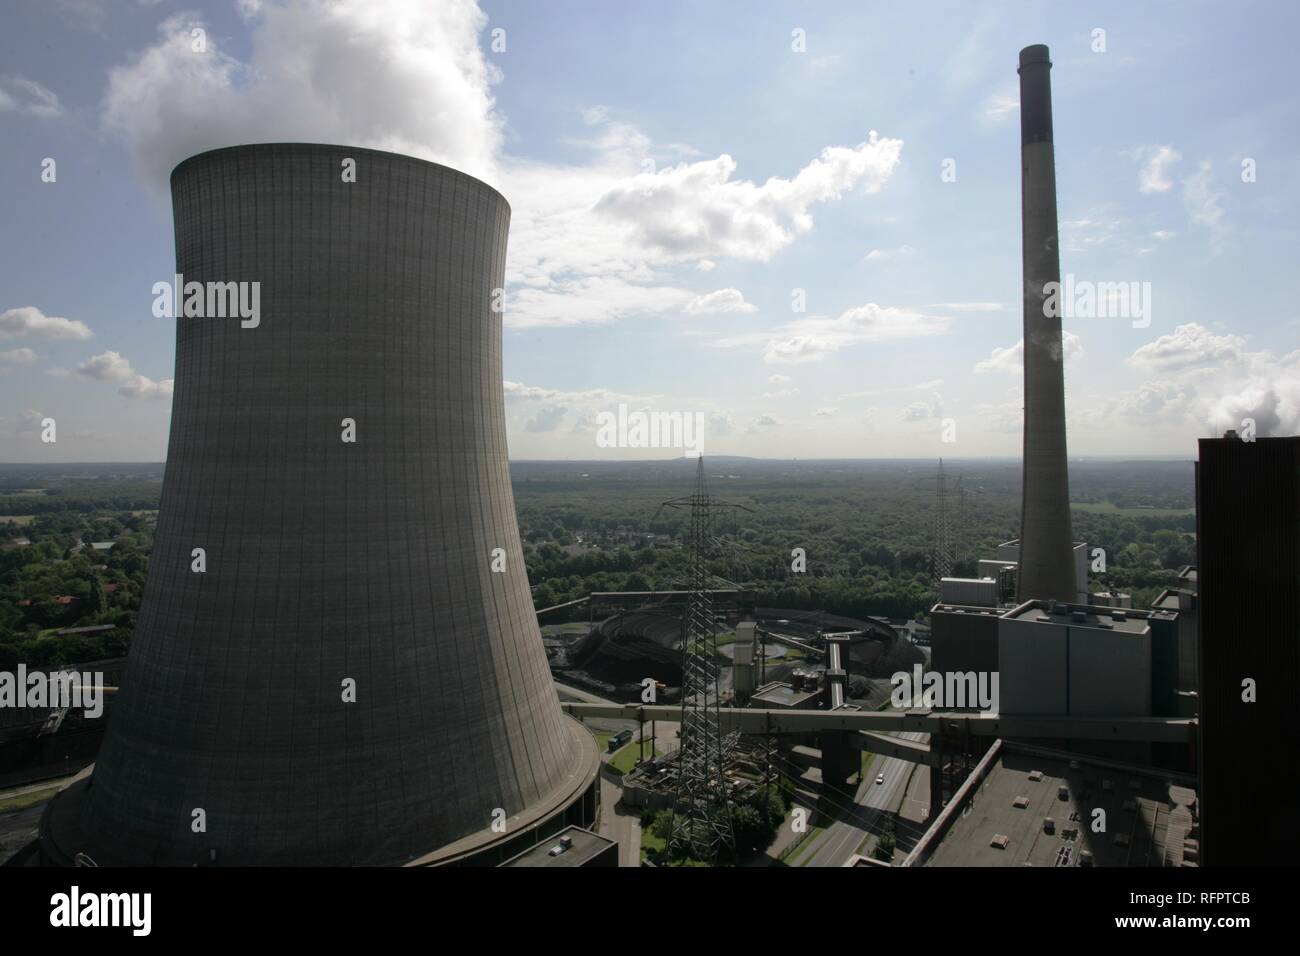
0 456 1197 667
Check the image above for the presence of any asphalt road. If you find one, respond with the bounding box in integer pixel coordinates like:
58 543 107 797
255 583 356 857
800 732 929 867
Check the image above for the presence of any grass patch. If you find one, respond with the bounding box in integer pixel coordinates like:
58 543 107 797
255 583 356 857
785 824 827 866
0 786 59 814
0 515 36 526
609 739 661 776
859 752 877 783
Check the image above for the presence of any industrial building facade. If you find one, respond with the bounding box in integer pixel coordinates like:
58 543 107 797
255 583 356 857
44 144 597 866
1196 435 1300 864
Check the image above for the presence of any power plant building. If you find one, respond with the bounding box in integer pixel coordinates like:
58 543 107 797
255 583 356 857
998 602 1154 718
1195 434 1300 865
41 144 598 866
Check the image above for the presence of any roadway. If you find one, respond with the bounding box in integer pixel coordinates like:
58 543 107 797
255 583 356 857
799 732 929 867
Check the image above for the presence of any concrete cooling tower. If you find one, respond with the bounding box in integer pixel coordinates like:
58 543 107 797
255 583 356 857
41 144 598 866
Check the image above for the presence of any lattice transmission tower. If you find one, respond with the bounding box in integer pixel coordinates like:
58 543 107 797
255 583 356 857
928 459 957 582
658 456 748 861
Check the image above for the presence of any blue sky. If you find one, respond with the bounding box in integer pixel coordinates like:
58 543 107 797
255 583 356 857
2 0 1297 462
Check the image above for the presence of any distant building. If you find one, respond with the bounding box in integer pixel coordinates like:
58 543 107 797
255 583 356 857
929 603 1000 682
1151 587 1197 701
1195 434 1300 865
997 539 1089 604
938 576 997 607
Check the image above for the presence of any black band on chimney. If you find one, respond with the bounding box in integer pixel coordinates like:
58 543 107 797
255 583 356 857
1018 44 1053 146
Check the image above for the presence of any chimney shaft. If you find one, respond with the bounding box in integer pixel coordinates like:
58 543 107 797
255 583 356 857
1017 44 1077 603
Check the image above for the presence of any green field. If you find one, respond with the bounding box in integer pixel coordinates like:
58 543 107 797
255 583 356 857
0 515 36 526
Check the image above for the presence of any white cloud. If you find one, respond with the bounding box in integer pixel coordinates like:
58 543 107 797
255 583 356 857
508 276 695 329
865 244 915 262
11 409 47 435
118 375 174 399
928 302 1002 313
763 373 798 396
0 348 37 366
504 380 638 405
592 132 903 262
101 2 503 193
1183 160 1225 230
760 303 950 364
502 128 901 327
901 393 944 422
1076 329 1300 438
761 336 836 364
0 75 62 117
982 88 1018 121
708 412 736 437
1202 380 1299 438
76 351 135 382
842 378 943 400
1136 145 1181 194
749 414 780 429
684 288 757 315
524 405 568 433
1060 209 1129 254
972 392 1024 433
974 332 1082 374
76 350 173 399
1127 323 1244 372
0 306 93 340
814 407 838 417
103 3 903 332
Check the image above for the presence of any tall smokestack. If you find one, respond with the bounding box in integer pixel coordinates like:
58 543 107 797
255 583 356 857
1016 44 1076 603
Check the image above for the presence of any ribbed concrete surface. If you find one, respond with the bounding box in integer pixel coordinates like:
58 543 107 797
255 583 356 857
79 144 586 865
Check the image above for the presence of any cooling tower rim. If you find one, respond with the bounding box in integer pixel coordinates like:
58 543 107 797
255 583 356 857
39 715 599 867
404 714 600 867
169 142 510 214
